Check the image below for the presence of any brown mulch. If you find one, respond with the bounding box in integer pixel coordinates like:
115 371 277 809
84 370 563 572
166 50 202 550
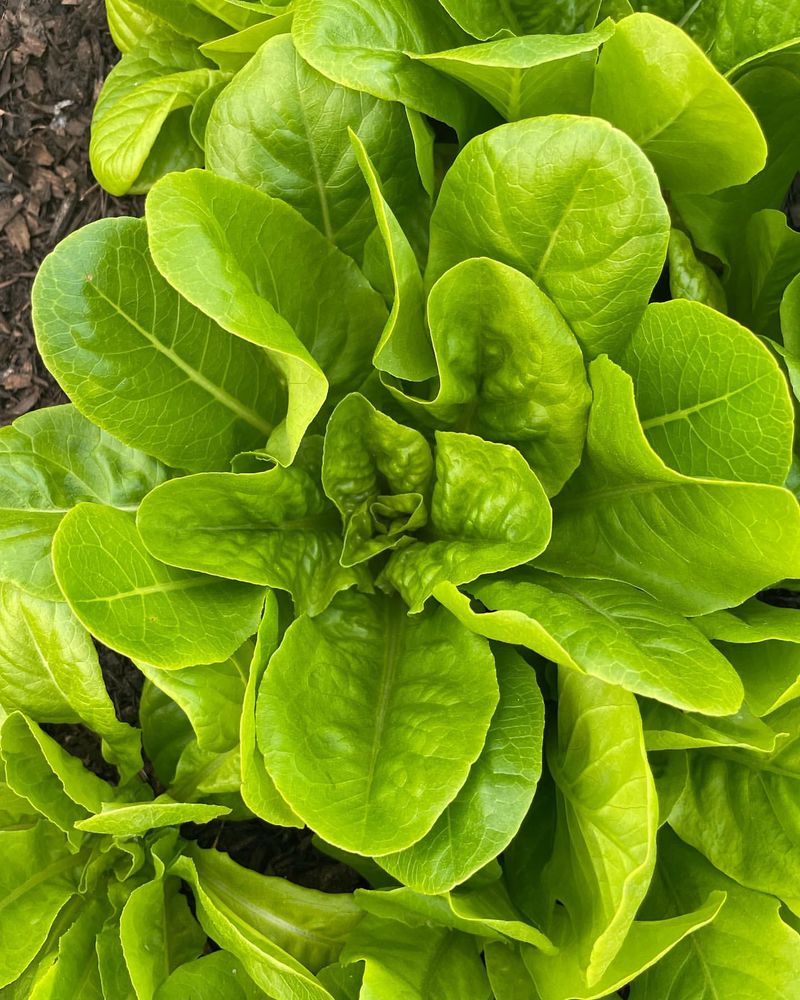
0 0 141 426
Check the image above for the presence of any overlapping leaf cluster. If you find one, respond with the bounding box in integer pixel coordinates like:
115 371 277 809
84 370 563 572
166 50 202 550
3 0 800 995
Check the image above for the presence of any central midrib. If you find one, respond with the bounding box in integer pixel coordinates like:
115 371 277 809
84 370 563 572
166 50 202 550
87 281 273 437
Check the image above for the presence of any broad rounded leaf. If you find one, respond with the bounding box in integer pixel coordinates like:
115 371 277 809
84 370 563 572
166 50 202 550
32 218 279 473
90 29 219 194
52 504 264 668
622 300 794 484
206 34 427 262
438 0 598 37
292 0 496 141
379 647 544 893
540 356 800 615
412 22 614 121
138 440 364 616
592 13 766 193
392 258 590 496
0 405 168 600
257 592 499 855
427 116 670 358
146 169 387 464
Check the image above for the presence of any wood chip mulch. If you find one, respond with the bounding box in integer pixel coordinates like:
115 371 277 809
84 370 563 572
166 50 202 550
0 0 141 426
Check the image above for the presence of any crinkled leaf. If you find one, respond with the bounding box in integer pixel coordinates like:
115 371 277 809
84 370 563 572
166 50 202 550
32 218 279 473
257 591 498 855
379 647 544 893
427 116 669 359
384 433 551 613
667 229 727 311
391 259 590 496
206 34 427 262
147 169 387 464
540 356 800 615
52 504 264 668
138 440 363 615
321 394 432 567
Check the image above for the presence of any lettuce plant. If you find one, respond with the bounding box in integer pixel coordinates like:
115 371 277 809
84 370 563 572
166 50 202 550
4 0 800 996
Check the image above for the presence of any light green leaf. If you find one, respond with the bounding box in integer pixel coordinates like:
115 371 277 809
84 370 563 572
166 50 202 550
700 0 800 72
257 591 498 855
241 594 302 827
0 821 83 989
206 34 427 262
540 356 800 615
0 713 110 838
200 12 294 71
668 702 800 910
154 951 264 999
667 229 727 311
75 798 230 834
29 897 107 1000
642 699 777 751
0 584 141 779
427 116 669 359
525 893 725 1000
292 0 496 142
673 45 800 264
90 29 221 194
321 394 432 567
783 271 800 351
349 132 433 382
97 919 137 1000
135 648 249 753
390 259 590 496
138 439 364 615
187 845 362 973
384 433 551 613
630 827 800 999
412 23 614 121
340 915 491 1000
622 299 794 484
438 0 598 36
32 218 279 473
535 671 658 983
726 208 800 339
106 0 230 49
439 569 743 715
0 405 168 600
592 13 765 193
146 170 387 464
172 854 337 1000
52 504 264 669
316 963 363 1000
120 876 205 999
355 877 555 952
378 647 544 893
139 682 194 788
168 742 242 806
484 942 540 1000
